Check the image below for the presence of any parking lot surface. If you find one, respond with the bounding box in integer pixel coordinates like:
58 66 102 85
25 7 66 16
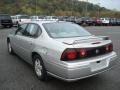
0 26 120 90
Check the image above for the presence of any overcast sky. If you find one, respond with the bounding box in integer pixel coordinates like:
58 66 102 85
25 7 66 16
79 0 120 11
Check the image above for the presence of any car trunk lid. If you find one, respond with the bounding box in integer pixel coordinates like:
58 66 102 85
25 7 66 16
55 35 111 48
57 36 113 60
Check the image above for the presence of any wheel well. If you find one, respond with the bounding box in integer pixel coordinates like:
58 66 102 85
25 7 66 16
32 52 41 62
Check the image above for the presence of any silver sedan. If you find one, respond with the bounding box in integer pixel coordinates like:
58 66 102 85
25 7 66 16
7 21 118 82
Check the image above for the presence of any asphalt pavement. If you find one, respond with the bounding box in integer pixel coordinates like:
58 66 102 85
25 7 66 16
0 26 120 90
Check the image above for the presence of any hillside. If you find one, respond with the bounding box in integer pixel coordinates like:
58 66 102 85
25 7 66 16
0 0 120 18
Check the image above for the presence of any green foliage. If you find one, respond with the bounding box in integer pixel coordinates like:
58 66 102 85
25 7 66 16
0 0 120 18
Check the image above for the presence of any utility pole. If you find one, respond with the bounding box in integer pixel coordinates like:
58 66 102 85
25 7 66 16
15 0 20 14
97 3 100 18
35 0 37 16
85 0 88 17
71 0 73 16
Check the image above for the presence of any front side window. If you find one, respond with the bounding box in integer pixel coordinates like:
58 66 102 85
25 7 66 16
43 22 91 38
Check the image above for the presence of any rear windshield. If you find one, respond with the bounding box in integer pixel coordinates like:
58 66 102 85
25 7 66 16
0 15 11 19
43 22 91 38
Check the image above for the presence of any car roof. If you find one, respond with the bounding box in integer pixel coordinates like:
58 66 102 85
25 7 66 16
28 21 66 25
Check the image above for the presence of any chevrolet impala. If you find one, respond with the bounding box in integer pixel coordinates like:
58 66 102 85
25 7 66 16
7 21 117 81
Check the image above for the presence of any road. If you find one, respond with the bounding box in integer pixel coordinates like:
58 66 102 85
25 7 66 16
0 26 120 90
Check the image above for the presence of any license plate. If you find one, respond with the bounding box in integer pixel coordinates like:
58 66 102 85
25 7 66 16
90 59 109 72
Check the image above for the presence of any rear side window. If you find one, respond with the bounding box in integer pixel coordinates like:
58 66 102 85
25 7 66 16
23 24 40 38
16 24 28 35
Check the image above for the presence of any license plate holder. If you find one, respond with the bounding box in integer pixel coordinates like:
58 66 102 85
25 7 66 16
90 59 109 72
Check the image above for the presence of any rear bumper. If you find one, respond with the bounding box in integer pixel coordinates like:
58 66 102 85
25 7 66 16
48 52 118 82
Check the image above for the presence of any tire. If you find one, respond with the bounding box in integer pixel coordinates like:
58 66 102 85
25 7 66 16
33 54 48 81
7 41 14 54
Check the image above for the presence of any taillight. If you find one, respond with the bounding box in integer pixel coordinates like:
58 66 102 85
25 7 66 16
105 45 109 52
61 48 88 61
61 49 77 61
61 44 113 61
109 44 113 52
105 43 113 52
79 49 87 58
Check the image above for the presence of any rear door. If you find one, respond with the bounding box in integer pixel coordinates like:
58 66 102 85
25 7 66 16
17 23 41 63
